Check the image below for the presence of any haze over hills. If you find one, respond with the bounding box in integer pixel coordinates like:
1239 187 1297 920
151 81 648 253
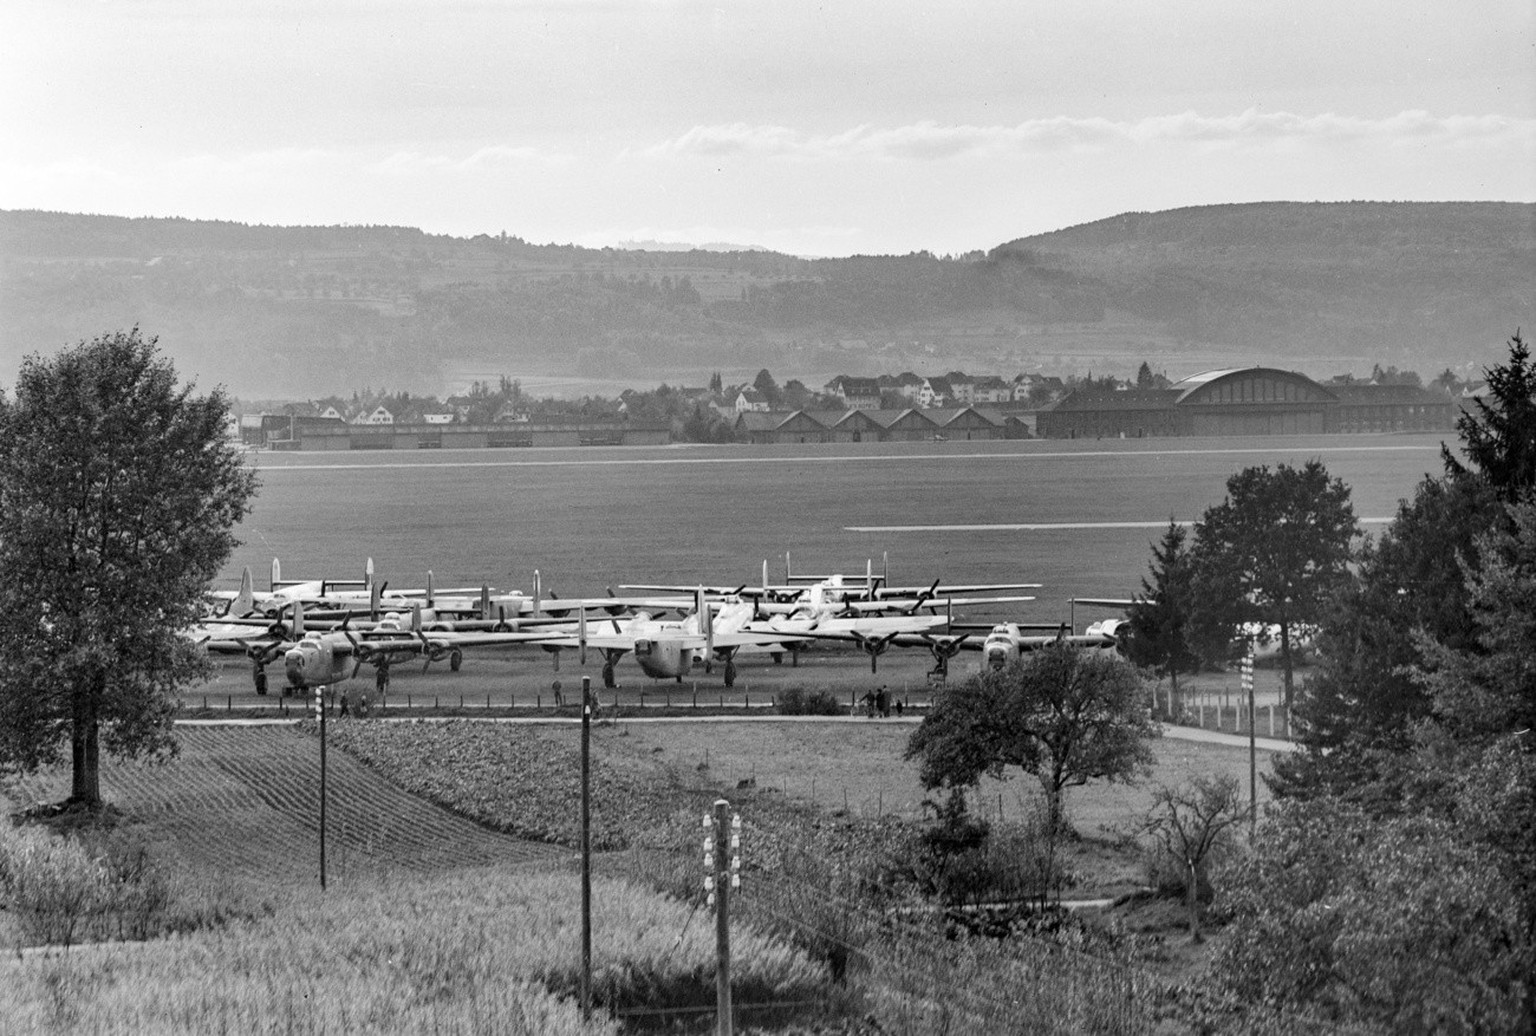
1 202 1530 400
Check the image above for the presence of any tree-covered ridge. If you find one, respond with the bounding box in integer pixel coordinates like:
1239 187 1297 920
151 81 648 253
997 201 1535 353
2 202 1530 398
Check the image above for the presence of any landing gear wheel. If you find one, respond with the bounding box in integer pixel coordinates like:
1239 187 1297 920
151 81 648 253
449 648 463 672
253 666 268 696
602 662 616 689
724 661 737 687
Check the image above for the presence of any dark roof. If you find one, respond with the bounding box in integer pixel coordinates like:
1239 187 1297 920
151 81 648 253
1331 384 1452 404
1048 389 1181 413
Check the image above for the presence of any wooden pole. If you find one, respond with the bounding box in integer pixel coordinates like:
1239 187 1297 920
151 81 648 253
317 684 327 891
580 676 592 1020
714 798 733 1036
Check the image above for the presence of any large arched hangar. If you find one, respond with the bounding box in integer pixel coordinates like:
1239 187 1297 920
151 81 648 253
1171 367 1335 436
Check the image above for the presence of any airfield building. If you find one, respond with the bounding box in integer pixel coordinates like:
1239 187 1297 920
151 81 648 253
1037 367 1454 438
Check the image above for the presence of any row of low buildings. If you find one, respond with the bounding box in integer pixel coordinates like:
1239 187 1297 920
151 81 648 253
735 406 1025 444
252 413 670 450
245 366 1460 450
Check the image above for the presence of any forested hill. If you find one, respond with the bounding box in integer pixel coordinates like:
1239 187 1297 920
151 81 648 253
1 203 1530 399
994 201 1534 363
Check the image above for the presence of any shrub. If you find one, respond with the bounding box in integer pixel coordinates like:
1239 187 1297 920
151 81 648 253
0 823 107 946
802 689 844 715
774 686 844 716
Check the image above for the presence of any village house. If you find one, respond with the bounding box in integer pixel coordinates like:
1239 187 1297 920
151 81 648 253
823 375 883 410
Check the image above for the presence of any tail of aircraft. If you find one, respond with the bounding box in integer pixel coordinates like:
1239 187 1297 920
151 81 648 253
231 567 255 617
578 607 588 664
533 570 542 617
698 587 714 659
270 557 281 594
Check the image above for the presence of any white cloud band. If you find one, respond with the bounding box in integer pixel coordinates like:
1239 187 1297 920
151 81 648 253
647 110 1536 160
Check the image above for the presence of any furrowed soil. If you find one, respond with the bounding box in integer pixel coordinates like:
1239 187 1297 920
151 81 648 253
2 725 570 882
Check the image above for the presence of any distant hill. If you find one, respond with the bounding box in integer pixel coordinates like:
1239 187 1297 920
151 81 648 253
994 201 1534 368
2 203 1529 398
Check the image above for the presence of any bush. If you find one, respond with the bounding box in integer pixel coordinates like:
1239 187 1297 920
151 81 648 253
0 823 107 946
774 686 842 715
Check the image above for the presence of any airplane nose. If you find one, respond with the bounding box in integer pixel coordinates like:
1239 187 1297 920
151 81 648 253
284 645 312 687
985 649 1006 669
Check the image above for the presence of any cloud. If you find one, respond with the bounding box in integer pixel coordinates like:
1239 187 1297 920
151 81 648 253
371 145 570 175
646 111 1536 160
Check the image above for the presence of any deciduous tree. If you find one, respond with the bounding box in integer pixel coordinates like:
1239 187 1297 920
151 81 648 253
905 644 1157 833
1143 773 1245 942
1190 460 1359 706
0 329 258 806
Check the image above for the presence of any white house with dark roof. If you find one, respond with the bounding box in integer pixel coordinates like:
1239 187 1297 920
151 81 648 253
823 375 883 410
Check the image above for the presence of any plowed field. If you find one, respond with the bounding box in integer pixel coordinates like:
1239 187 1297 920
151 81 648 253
4 725 570 881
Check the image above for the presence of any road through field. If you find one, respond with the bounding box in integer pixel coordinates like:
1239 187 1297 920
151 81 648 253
227 433 1446 626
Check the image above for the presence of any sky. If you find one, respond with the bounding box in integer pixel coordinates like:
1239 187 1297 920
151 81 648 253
3 0 1533 257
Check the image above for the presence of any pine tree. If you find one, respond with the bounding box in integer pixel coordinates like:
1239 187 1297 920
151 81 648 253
1127 520 1202 715
1444 331 1536 503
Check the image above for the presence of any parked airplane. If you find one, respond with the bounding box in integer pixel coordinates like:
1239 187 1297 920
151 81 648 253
539 590 811 688
202 602 563 693
1069 596 1312 663
625 555 1041 608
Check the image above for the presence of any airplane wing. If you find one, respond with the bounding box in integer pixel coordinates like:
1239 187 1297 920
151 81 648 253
875 582 1043 597
748 613 949 638
809 594 1038 615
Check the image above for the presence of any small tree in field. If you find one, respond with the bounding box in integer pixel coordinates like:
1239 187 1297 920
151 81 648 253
1143 773 1245 943
0 329 258 807
906 643 1158 834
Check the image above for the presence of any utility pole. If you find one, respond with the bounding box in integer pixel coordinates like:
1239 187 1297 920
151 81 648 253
1242 653 1256 835
704 798 740 1036
580 675 592 1021
316 684 327 890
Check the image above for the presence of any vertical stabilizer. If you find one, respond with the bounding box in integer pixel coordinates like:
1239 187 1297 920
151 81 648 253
480 584 492 620
699 587 714 659
533 570 542 617
365 556 375 590
578 608 588 665
426 571 435 608
291 600 304 640
370 580 381 622
233 567 255 617
270 558 281 593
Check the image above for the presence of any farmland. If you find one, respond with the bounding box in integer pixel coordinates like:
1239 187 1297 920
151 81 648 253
2 712 1291 1033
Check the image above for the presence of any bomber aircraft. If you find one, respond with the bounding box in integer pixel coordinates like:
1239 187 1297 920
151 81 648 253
200 601 570 694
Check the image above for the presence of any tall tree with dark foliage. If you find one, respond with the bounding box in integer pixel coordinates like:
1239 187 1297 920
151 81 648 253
0 329 258 806
1190 460 1359 707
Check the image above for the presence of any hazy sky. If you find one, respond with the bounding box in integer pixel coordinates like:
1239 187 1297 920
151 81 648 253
4 0 1532 256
